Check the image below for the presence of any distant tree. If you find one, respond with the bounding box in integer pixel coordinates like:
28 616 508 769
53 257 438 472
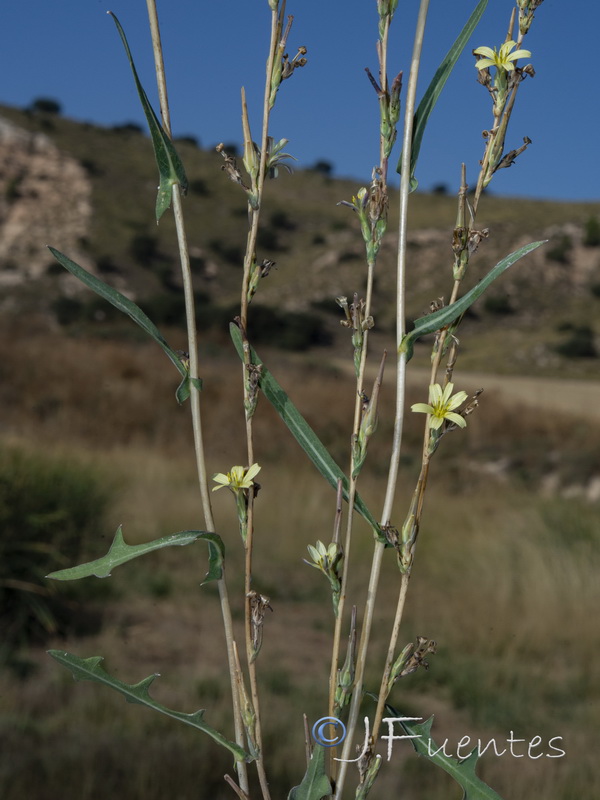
111 122 144 134
311 159 333 177
29 97 62 115
431 183 449 195
174 135 200 148
221 142 240 157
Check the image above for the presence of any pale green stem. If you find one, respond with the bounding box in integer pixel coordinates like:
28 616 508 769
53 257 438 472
240 5 281 328
379 13 390 177
239 8 282 800
328 260 375 782
374 2 528 752
145 0 171 132
372 572 410 740
333 2 430 796
329 7 395 734
145 1 248 794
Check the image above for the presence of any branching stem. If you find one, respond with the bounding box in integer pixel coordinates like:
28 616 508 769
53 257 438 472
333 3 430 797
145 1 248 794
238 6 283 800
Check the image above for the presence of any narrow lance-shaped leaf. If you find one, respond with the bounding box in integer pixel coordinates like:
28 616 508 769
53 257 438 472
398 715 504 800
287 744 332 800
397 0 489 189
47 247 195 402
46 526 224 585
47 650 250 763
229 324 381 536
400 240 546 360
109 12 188 220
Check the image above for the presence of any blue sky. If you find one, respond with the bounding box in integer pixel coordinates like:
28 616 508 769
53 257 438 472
1 1 597 201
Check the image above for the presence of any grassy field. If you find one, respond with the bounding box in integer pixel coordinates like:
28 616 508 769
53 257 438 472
1 322 599 799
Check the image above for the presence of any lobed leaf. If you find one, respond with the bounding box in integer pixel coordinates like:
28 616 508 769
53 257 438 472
47 650 249 762
397 0 489 189
400 240 546 360
287 745 331 800
109 12 188 220
229 324 381 535
46 526 224 584
47 247 191 399
399 716 504 800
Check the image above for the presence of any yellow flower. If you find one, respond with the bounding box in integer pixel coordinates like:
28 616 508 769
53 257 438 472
305 540 340 571
411 383 468 430
212 463 261 492
473 40 531 72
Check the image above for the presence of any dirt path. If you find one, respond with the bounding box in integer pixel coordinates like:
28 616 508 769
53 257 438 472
332 359 600 421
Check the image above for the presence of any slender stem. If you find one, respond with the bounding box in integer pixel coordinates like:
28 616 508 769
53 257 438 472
144 2 248 794
240 5 281 329
170 191 214 528
333 3 430 797
145 0 172 132
328 263 376 786
329 4 395 742
378 17 390 177
238 7 282 800
372 571 410 739
374 6 531 755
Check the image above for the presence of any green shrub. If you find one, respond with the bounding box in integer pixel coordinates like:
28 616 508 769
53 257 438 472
583 216 600 247
52 296 84 325
546 234 573 264
5 175 23 203
96 255 121 275
129 233 159 265
79 157 103 177
208 238 244 266
247 305 332 351
0 445 112 651
256 227 287 252
554 324 597 358
483 293 514 315
188 178 210 196
141 291 211 328
269 211 296 231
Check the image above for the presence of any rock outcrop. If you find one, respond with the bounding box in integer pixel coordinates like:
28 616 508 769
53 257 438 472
0 115 92 286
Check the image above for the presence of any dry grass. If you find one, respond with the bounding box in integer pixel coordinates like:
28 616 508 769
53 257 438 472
2 327 600 799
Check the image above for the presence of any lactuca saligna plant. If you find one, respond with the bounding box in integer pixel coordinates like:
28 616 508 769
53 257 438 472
45 1 546 799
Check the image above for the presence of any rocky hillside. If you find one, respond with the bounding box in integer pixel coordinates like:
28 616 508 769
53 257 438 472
1 103 599 374
0 116 92 283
